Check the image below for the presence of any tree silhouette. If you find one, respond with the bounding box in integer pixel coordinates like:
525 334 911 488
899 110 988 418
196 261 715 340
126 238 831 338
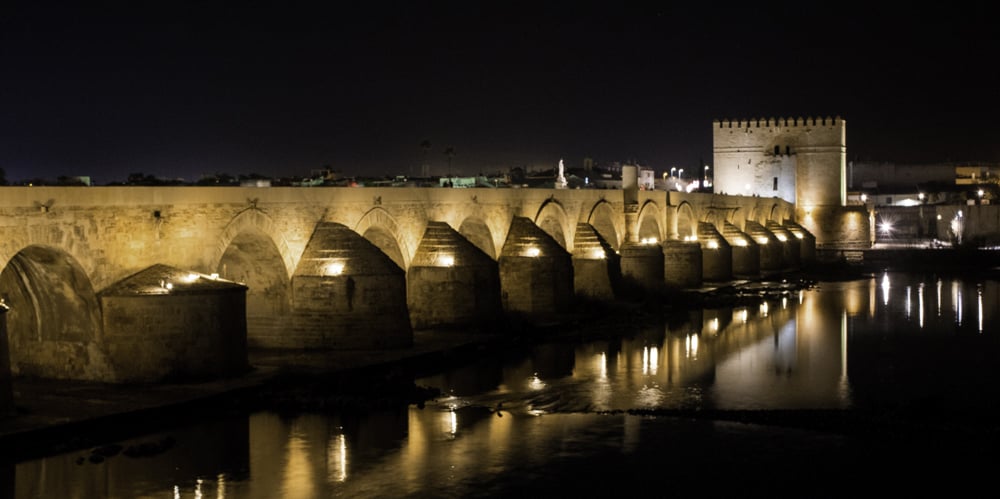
0 166 7 185
443 146 455 177
420 139 431 177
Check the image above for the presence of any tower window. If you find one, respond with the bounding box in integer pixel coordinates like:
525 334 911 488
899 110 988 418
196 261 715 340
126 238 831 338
774 146 780 155
773 177 778 190
786 146 791 155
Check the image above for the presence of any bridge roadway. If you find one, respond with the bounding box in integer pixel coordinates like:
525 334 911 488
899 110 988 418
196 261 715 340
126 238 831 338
0 185 809 383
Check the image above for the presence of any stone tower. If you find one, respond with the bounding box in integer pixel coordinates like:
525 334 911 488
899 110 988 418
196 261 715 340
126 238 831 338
713 116 868 253
712 116 846 208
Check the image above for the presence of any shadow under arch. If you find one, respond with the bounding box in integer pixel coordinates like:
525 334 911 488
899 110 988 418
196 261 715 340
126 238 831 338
354 207 409 270
728 206 747 231
213 208 296 278
675 201 698 240
636 200 663 242
0 245 108 380
533 198 570 250
458 217 497 260
769 203 791 222
586 200 621 251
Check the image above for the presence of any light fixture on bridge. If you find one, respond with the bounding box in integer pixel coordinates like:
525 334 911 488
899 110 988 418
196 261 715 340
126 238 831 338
775 234 788 242
524 247 541 257
640 237 658 245
706 240 719 249
183 273 200 283
793 233 804 239
326 261 346 276
590 249 606 259
756 237 769 245
733 238 748 247
438 254 455 267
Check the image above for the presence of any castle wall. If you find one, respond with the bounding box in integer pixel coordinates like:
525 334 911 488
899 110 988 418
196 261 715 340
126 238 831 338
713 117 845 207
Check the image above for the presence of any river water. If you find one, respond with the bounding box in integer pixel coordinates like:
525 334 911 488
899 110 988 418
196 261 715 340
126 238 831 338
11 271 1000 498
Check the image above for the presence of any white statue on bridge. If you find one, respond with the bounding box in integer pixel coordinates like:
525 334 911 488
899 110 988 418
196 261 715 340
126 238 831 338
556 159 568 189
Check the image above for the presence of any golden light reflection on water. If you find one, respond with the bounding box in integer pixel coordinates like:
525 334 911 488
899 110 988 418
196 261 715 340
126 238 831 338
282 431 316 499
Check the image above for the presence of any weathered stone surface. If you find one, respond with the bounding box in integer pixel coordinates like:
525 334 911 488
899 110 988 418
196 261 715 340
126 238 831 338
99 264 248 382
663 240 702 288
571 223 619 300
0 305 13 416
620 242 665 292
499 217 573 315
289 222 412 349
699 222 732 282
407 222 501 330
722 222 760 278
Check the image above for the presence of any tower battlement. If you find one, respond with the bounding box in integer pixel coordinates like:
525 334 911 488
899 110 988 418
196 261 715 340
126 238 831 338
713 116 843 129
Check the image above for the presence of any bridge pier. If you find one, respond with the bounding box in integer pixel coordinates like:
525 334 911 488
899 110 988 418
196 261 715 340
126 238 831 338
499 217 574 318
0 304 12 416
745 221 783 273
289 222 412 349
766 221 801 271
662 240 702 288
99 264 249 382
722 222 760 279
406 222 501 330
620 242 666 292
783 220 816 264
698 222 732 282
571 223 619 301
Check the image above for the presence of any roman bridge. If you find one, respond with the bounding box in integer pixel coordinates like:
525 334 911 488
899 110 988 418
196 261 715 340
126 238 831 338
0 184 812 383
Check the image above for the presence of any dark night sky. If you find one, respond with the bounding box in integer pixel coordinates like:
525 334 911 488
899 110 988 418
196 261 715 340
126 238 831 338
2 1 999 184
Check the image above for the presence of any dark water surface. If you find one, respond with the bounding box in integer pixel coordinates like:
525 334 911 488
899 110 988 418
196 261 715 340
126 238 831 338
11 271 1000 498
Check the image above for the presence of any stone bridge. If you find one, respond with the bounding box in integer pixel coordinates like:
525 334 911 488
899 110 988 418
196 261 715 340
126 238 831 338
0 184 812 383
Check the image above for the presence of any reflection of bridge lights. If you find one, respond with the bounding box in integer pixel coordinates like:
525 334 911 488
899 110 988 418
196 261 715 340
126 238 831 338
525 247 541 257
740 308 748 323
438 254 455 267
881 272 890 306
685 334 699 358
326 262 345 276
760 301 769 317
528 373 546 390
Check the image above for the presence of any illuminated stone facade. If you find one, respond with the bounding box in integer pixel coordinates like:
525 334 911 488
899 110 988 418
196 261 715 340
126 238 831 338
0 185 809 381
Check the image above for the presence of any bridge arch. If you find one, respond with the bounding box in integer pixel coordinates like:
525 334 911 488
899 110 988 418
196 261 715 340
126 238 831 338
636 200 664 242
458 216 498 260
533 198 571 251
586 200 621 251
213 208 295 278
728 207 747 231
770 203 791 222
674 201 698 240
354 207 411 270
0 245 108 379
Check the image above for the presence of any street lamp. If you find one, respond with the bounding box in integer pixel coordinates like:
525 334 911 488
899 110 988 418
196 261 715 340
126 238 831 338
670 167 677 177
678 168 684 179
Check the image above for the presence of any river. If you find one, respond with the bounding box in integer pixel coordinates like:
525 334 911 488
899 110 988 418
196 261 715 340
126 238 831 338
10 270 1000 498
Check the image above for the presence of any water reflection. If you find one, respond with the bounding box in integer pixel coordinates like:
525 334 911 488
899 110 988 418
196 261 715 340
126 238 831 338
14 272 1000 497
